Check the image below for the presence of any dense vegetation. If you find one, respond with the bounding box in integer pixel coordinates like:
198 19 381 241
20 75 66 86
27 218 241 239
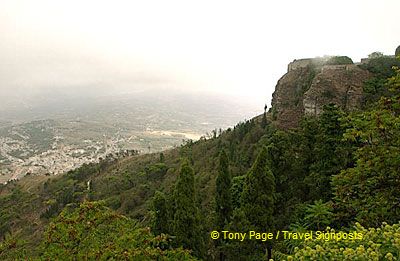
361 55 400 105
287 222 400 260
326 56 353 65
0 57 399 260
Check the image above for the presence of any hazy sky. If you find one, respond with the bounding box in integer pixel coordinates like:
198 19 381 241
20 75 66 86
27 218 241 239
1 0 399 107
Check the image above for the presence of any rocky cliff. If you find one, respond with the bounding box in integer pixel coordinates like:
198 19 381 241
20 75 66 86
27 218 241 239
271 57 372 129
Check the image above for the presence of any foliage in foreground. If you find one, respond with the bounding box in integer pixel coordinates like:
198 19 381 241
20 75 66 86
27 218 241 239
285 222 400 261
41 201 195 260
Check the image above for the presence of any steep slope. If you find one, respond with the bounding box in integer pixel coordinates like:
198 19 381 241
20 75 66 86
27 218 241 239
0 118 268 257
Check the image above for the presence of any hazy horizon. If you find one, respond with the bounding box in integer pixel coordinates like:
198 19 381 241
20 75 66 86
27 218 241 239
1 0 399 111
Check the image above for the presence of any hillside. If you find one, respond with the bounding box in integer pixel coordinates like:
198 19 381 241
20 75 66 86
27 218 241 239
1 52 400 260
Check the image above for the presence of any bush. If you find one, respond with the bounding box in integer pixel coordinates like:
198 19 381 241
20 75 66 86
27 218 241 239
326 56 353 65
40 201 196 260
286 222 400 260
368 52 384 59
360 56 400 78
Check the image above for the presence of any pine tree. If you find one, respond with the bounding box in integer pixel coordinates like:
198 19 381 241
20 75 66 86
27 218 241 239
230 175 245 210
152 190 170 235
306 104 351 201
173 159 202 256
215 150 232 261
216 150 232 230
261 112 267 129
241 146 275 259
242 146 275 229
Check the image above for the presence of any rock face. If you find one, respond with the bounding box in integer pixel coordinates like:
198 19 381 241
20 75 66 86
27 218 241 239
271 60 316 129
303 64 371 116
271 58 372 129
396 45 400 57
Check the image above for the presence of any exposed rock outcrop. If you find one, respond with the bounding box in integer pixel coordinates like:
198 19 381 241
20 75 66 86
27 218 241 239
271 58 372 129
303 64 371 116
270 60 316 129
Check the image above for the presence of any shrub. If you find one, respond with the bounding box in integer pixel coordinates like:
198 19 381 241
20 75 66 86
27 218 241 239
40 201 196 260
326 56 353 65
286 222 400 261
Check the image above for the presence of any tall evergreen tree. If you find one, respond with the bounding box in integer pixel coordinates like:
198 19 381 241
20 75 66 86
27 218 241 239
305 104 351 201
241 146 275 230
215 150 232 261
151 190 170 235
241 146 275 259
216 150 232 229
173 159 203 257
261 112 268 129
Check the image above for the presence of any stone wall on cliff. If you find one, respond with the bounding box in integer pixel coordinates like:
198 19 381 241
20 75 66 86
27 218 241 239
271 58 372 129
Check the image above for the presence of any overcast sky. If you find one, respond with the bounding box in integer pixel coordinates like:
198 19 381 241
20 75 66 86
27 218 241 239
1 0 399 107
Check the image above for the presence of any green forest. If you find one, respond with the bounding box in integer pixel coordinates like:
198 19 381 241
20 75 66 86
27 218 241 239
1 56 400 260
